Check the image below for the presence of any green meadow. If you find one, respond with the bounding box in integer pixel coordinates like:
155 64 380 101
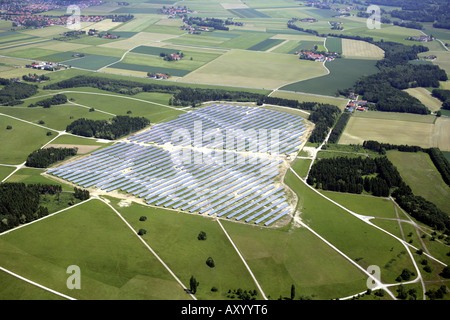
0 199 190 300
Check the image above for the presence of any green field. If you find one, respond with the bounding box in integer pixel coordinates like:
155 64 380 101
280 58 379 96
325 37 342 54
0 199 190 300
387 150 450 216
0 115 56 164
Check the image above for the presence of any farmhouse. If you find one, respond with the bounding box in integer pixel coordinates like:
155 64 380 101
408 35 432 42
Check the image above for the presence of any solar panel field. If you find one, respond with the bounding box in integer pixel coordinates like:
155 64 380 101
0 0 449 304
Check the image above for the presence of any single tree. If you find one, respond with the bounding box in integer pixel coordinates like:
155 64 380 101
189 275 199 294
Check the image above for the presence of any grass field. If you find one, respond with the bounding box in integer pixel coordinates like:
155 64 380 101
387 150 450 216
338 116 435 149
180 49 328 89
0 199 190 300
280 58 379 96
115 200 261 300
0 115 56 164
283 169 416 285
325 37 342 54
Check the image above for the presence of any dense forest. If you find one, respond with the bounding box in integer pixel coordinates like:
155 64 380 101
66 115 150 140
431 89 450 110
353 42 446 114
26 147 78 168
307 104 341 144
307 156 402 196
0 79 38 106
0 183 90 233
0 183 56 232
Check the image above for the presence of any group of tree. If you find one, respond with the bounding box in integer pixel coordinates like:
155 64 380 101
65 115 150 140
22 74 50 83
183 16 231 31
226 288 258 300
28 94 68 108
0 182 62 232
307 104 341 144
431 89 450 110
0 79 38 106
362 141 450 187
25 147 78 168
327 112 351 144
307 156 402 196
73 187 90 201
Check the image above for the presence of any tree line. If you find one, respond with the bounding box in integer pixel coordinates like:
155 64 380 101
66 115 150 140
28 94 68 108
25 147 78 168
328 112 351 144
307 104 341 144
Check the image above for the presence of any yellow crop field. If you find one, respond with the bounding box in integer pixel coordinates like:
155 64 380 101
81 19 123 32
341 39 384 60
339 114 450 151
404 87 443 112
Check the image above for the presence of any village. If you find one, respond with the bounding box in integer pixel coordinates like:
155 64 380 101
297 50 340 62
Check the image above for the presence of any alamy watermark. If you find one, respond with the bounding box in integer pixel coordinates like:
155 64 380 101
66 265 81 290
366 5 381 30
66 5 81 30
366 265 381 290
169 121 282 172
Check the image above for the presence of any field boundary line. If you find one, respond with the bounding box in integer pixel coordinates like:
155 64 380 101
98 197 197 300
216 219 268 300
0 266 76 300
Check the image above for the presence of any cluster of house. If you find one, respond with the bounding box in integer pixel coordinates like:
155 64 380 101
331 6 356 13
299 18 317 23
148 73 169 80
298 50 339 62
158 6 194 18
346 100 368 112
408 35 433 42
0 0 103 15
28 61 61 70
99 32 119 39
6 14 105 28
180 24 209 34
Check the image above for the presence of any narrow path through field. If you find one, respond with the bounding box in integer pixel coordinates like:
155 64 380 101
216 219 268 300
97 197 197 300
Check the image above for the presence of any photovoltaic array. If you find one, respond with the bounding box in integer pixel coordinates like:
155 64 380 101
48 105 306 226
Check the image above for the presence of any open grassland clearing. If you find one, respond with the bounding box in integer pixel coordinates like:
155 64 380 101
341 39 385 60
280 58 379 96
115 201 260 300
0 165 15 182
404 87 444 112
0 199 190 300
0 104 111 132
387 150 450 216
62 91 183 124
180 49 328 89
0 115 56 165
